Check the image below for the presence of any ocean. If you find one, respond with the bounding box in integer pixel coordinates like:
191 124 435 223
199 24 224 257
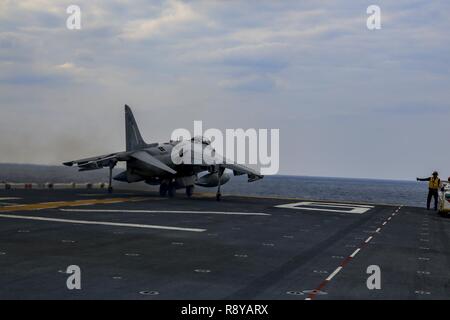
213 175 430 208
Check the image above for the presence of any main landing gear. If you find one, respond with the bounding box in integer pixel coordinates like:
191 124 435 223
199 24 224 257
159 182 168 197
160 181 195 198
159 180 176 198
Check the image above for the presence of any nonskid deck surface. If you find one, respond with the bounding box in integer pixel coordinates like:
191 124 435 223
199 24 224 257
0 189 448 299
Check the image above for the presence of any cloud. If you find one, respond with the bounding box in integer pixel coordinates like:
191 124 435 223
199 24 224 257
219 74 277 92
15 0 63 13
1 0 450 179
120 0 207 40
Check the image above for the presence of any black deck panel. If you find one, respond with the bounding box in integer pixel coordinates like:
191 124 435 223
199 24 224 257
0 189 448 299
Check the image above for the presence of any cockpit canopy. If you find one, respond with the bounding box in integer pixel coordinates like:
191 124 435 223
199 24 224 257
191 136 211 145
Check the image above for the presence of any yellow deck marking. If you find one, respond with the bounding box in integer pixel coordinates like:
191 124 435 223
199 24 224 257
0 197 150 212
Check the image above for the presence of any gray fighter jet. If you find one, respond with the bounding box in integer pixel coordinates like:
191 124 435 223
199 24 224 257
63 105 263 200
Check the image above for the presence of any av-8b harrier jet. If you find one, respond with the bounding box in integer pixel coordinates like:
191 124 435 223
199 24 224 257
63 105 263 200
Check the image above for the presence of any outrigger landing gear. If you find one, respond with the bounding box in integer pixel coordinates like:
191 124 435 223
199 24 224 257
107 160 117 194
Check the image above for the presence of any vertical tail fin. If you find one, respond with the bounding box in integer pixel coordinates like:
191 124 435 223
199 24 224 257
125 105 146 151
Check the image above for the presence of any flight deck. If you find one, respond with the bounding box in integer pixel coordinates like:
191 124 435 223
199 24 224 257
0 189 449 299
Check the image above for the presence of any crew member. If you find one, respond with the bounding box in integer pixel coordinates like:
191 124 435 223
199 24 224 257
417 171 441 210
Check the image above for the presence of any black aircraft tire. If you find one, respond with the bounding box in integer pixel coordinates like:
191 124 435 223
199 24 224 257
186 185 194 198
168 184 176 198
159 183 168 197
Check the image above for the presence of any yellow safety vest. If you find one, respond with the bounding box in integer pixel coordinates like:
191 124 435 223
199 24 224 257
429 177 440 189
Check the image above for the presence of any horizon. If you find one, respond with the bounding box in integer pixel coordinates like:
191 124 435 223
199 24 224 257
0 161 430 183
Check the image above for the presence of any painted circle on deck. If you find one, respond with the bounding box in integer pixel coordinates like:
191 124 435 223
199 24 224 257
286 291 304 296
194 269 211 273
302 289 328 295
262 243 275 247
415 290 431 295
139 290 159 296
313 270 328 274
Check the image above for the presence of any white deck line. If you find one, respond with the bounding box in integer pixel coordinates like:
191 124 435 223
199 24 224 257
60 209 270 216
326 266 343 281
0 213 206 232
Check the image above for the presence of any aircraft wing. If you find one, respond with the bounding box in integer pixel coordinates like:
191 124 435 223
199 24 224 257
64 150 177 175
221 162 263 182
186 145 263 182
130 151 177 174
63 151 131 171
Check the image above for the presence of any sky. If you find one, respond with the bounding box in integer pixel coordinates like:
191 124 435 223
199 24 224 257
0 0 449 180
